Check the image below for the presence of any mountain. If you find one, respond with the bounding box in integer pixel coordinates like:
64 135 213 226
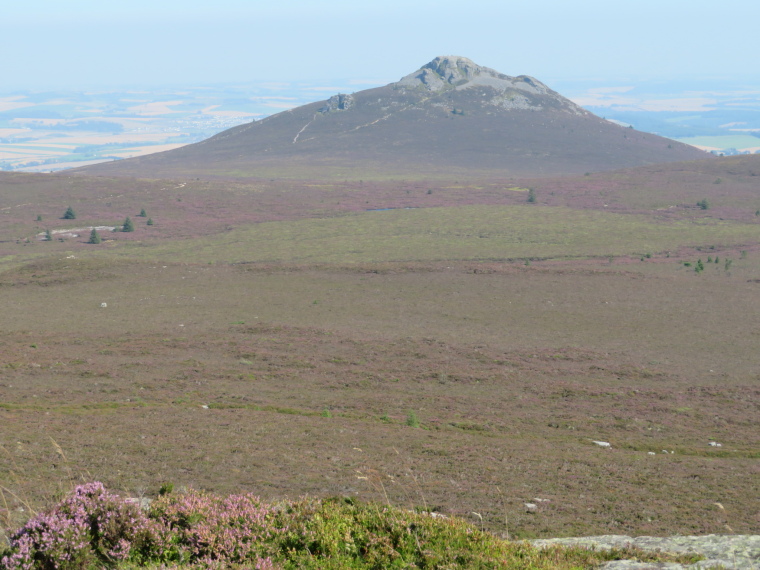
74 56 709 179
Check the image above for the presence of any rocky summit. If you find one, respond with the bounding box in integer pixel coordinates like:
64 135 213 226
395 56 586 115
74 56 709 180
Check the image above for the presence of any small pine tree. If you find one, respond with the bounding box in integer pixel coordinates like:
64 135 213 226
63 206 76 220
122 217 135 232
138 208 147 217
36 214 42 222
697 199 710 210
146 218 154 226
88 228 101 244
44 229 52 241
527 188 537 203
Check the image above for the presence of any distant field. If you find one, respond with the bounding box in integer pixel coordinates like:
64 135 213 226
676 134 760 151
106 143 187 158
0 85 327 172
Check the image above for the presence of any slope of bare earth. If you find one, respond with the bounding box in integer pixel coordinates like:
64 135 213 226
72 57 708 180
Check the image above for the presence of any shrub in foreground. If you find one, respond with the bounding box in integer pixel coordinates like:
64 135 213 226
1 483 703 569
1 482 150 569
142 488 281 566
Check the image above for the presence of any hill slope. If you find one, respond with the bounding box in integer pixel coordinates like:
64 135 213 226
75 56 708 179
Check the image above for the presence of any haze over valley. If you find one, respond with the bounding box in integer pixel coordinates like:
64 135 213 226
3 75 760 173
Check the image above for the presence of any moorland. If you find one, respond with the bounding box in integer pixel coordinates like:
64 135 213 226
1 60 759 568
1 152 759 546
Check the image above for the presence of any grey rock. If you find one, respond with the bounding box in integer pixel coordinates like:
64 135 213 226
124 496 152 511
394 55 587 116
530 534 759 569
319 93 354 114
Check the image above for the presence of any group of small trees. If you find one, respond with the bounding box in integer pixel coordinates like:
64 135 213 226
690 256 733 273
44 207 154 244
87 216 136 243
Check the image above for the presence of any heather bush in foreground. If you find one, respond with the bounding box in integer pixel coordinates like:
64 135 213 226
142 489 281 566
1 482 150 569
1 483 702 569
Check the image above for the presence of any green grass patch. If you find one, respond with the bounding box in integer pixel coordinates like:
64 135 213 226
116 205 760 264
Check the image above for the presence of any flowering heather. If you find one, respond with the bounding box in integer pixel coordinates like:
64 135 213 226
1 484 280 569
143 488 283 564
1 482 150 569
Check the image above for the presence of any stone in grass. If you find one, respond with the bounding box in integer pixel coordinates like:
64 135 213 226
709 441 722 447
593 440 611 448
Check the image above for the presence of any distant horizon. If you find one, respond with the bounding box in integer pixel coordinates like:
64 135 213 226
3 57 760 94
4 71 760 95
2 68 758 175
3 73 759 118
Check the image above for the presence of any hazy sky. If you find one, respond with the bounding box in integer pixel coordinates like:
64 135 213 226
4 0 759 90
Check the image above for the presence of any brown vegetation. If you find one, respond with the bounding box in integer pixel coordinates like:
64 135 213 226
0 153 758 543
